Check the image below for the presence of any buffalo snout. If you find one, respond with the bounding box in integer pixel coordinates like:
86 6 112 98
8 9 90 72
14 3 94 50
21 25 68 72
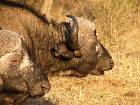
30 80 51 97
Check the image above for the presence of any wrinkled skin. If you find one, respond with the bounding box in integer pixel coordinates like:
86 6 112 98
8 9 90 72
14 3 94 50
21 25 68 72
0 2 114 104
50 17 114 77
1 0 50 23
2 0 114 77
91 42 114 75
0 30 50 104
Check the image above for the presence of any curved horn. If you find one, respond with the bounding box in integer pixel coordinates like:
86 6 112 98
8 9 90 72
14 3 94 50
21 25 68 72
66 15 80 50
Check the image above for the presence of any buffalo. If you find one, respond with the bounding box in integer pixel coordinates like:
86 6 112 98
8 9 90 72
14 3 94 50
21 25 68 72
0 1 114 104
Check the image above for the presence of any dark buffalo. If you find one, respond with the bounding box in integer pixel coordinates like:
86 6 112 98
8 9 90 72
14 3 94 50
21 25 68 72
0 2 114 104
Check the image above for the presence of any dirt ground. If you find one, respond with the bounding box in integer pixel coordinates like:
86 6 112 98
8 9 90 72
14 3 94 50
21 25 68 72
44 0 140 105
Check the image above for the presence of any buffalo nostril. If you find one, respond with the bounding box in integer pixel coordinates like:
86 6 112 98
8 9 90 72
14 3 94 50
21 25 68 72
30 81 51 97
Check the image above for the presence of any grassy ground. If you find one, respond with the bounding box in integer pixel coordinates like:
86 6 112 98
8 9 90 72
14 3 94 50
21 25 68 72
45 0 140 105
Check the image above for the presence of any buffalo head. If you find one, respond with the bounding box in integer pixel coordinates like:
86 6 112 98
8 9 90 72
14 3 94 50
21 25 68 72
50 16 114 77
0 30 50 103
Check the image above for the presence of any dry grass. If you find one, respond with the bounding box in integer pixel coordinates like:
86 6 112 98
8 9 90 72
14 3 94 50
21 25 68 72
45 0 140 105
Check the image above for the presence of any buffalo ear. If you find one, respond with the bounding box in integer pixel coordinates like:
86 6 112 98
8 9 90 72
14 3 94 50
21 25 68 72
51 42 74 60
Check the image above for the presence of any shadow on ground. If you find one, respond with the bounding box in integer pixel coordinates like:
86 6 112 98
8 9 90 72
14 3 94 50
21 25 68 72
20 97 57 105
